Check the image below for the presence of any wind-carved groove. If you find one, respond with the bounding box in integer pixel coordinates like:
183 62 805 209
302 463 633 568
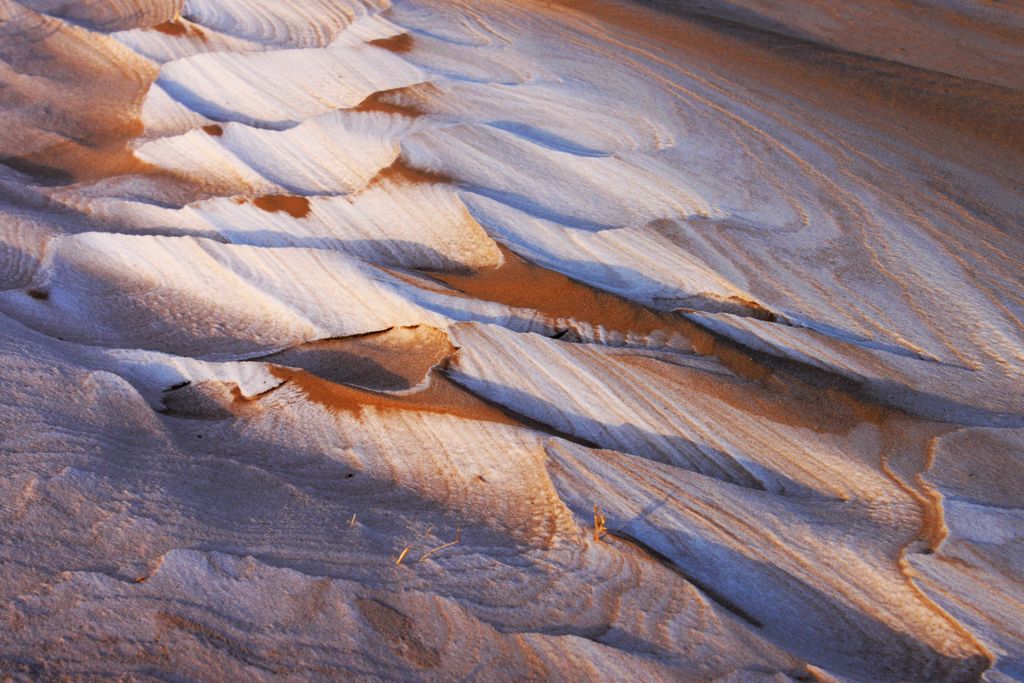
415 241 935 418
673 294 779 323
252 330 606 449
609 529 764 629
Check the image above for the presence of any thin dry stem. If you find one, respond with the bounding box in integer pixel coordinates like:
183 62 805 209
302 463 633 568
419 528 461 563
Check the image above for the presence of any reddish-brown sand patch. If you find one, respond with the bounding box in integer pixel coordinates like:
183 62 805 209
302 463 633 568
429 245 699 343
152 20 187 36
268 365 522 426
369 33 415 53
355 88 428 118
365 158 455 189
252 194 312 219
152 20 207 40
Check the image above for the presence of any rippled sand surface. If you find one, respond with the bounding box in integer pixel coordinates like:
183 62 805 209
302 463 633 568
1 0 1022 679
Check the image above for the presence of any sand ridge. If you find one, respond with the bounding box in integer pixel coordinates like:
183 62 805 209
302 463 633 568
0 0 1020 679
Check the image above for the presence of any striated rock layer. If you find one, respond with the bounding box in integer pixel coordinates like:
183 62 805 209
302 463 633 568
1 0 1021 680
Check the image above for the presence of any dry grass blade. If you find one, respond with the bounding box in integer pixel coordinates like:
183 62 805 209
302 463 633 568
594 504 607 542
395 546 411 565
419 528 461 563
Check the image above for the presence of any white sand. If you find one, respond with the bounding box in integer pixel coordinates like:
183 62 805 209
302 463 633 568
0 0 1021 679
